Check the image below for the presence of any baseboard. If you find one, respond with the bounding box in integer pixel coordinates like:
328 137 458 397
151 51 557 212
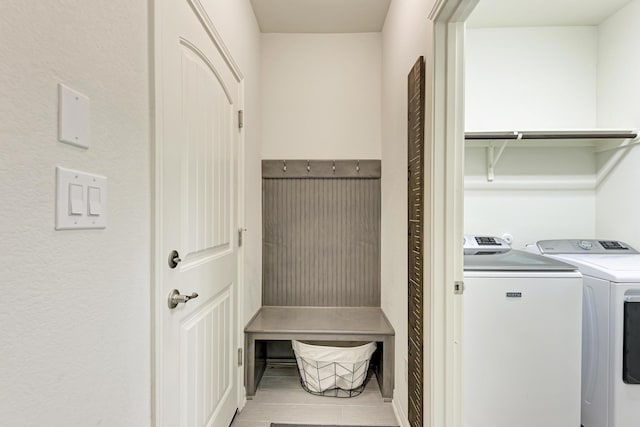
237 385 247 411
392 397 409 427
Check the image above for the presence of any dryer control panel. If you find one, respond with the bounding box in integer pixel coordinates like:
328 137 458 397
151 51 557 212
536 239 638 254
464 235 511 255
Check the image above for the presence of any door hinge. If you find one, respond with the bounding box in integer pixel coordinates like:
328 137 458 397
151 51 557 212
454 281 465 295
238 110 244 129
238 348 243 367
238 228 247 247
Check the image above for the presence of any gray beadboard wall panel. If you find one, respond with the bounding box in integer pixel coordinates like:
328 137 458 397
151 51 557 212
262 172 381 307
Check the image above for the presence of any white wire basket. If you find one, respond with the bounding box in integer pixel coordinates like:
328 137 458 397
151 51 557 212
292 340 377 398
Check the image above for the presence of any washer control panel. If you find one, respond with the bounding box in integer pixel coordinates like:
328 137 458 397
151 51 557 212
537 239 638 254
464 235 511 255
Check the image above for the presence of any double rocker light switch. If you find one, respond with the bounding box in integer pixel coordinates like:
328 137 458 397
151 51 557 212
56 166 107 230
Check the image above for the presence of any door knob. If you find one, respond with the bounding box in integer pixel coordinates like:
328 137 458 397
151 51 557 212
167 289 199 309
168 250 181 269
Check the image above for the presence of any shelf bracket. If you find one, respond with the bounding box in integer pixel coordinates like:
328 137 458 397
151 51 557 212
487 138 512 182
596 136 640 187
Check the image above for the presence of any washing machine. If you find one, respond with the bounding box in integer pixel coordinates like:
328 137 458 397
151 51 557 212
528 239 640 427
463 235 583 427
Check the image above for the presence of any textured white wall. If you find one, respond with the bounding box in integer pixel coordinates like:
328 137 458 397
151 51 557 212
381 0 435 423
0 1 150 426
466 27 598 131
596 0 640 250
261 33 382 159
200 0 263 343
464 146 597 248
465 188 596 249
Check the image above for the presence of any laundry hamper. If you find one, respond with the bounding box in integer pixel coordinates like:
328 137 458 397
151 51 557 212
292 340 377 397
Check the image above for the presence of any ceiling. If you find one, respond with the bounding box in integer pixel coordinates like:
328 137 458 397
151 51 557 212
250 0 392 33
250 0 633 34
468 0 633 27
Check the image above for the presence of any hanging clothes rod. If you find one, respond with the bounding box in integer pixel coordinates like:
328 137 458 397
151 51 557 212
465 129 638 141
465 129 639 182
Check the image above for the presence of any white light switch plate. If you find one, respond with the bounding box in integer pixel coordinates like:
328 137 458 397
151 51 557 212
56 166 107 230
58 84 90 148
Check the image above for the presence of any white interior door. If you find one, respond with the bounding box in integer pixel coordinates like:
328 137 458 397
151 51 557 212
157 0 240 426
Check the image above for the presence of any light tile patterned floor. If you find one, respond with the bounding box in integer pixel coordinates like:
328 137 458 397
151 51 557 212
232 364 398 427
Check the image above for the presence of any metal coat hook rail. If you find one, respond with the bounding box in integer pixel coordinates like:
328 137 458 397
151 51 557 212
262 160 382 179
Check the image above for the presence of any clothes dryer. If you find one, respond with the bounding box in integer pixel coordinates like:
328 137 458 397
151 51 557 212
463 235 583 427
529 239 640 427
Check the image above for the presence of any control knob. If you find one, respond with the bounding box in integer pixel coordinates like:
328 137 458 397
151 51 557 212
578 240 593 250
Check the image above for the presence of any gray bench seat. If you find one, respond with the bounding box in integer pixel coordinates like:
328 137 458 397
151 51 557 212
244 306 395 401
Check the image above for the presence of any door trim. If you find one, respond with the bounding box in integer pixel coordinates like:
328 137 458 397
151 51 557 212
186 0 243 82
151 0 245 424
427 1 477 427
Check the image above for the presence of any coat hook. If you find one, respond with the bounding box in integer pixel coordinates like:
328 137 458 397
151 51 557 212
356 160 360 173
307 160 310 173
283 160 287 172
332 160 336 173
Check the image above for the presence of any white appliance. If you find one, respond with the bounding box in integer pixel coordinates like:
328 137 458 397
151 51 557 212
529 239 640 427
463 235 583 427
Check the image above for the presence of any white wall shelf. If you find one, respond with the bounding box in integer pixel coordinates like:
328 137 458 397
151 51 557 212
465 129 639 182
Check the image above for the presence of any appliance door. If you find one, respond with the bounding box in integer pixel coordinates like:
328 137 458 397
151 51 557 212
463 273 582 427
623 292 640 384
610 285 640 426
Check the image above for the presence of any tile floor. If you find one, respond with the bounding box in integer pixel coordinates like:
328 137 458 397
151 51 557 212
232 364 399 427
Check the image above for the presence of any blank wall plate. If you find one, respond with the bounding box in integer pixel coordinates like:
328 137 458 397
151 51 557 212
56 166 107 230
58 84 90 148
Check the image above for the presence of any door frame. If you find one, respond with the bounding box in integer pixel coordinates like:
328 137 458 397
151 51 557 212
427 1 477 426
151 0 246 424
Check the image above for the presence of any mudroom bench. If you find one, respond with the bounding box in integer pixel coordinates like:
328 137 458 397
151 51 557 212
244 306 395 401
